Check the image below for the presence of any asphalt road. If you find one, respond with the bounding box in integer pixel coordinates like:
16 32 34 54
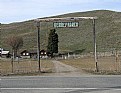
1 75 121 93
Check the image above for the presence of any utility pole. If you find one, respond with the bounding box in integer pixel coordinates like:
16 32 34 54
36 21 41 72
93 19 98 72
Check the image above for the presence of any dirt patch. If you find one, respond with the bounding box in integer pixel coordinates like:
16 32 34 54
52 60 88 76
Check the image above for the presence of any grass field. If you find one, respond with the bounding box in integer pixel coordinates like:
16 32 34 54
61 56 121 74
1 58 54 75
1 56 121 75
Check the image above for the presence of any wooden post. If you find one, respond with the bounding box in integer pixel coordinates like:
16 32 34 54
93 19 98 72
36 21 41 72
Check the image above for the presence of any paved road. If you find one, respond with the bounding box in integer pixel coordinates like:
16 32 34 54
1 75 121 93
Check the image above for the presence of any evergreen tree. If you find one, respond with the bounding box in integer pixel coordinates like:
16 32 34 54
47 29 58 57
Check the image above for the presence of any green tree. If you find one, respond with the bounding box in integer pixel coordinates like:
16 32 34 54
47 29 58 57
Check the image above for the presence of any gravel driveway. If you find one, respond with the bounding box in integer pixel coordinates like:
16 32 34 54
52 60 87 76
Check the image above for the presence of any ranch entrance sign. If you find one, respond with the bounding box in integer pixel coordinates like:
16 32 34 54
35 17 98 72
53 22 79 28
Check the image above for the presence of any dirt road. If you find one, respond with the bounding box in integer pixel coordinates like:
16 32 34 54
52 60 87 76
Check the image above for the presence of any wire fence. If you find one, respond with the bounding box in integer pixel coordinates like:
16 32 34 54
1 59 38 75
1 53 121 75
1 58 53 75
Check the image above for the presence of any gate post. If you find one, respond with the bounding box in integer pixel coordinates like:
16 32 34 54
36 21 41 72
93 19 99 72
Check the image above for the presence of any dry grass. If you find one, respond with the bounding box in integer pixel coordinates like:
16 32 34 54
1 58 54 75
1 56 121 75
61 57 95 70
61 56 121 73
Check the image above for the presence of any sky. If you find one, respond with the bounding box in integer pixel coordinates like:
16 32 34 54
0 0 121 24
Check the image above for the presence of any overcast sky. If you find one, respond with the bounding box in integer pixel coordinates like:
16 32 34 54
0 0 121 24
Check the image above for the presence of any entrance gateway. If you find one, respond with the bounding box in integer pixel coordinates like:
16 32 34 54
35 17 98 72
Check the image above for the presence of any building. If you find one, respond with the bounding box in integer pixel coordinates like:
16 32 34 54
20 49 47 59
0 48 3 57
20 50 31 58
40 50 47 58
0 48 11 58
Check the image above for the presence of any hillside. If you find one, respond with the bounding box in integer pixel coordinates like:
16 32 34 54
1 10 121 53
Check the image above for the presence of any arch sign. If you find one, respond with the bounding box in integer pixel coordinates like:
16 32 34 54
53 22 79 28
35 17 99 72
